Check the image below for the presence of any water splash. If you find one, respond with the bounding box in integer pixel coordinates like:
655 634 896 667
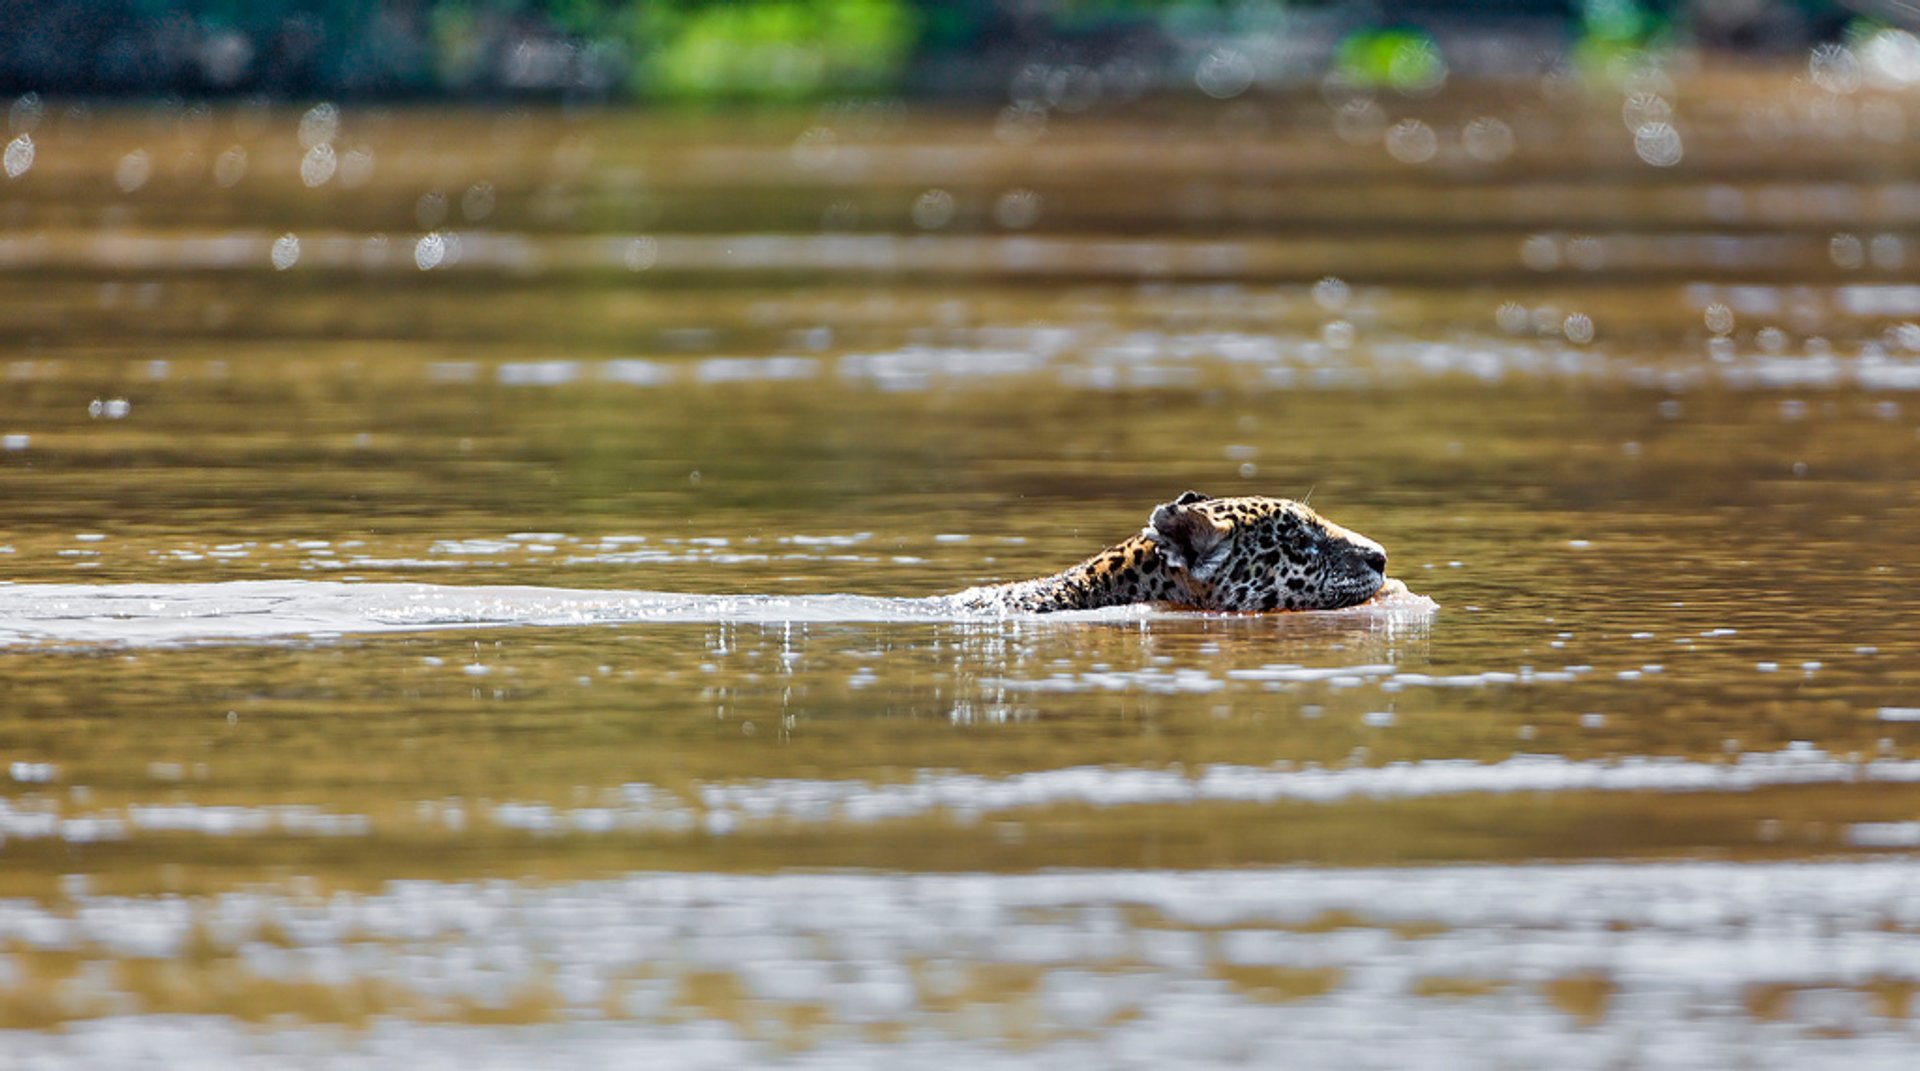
0 580 1438 648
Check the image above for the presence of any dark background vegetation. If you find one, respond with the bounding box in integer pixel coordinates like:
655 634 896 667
0 1 1876 103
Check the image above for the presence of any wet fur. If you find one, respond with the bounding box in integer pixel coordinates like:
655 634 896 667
950 491 1389 613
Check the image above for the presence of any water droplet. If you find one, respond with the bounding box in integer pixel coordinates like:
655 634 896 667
212 145 247 187
1009 63 1049 108
1621 92 1671 132
1388 37 1448 95
1383 118 1437 164
1633 122 1683 167
8 92 42 134
1704 302 1735 335
991 189 1041 230
911 189 955 230
1045 65 1102 112
790 126 837 170
1332 99 1385 146
623 236 658 271
1566 235 1605 271
1461 116 1514 162
1829 232 1865 270
2 134 31 179
297 102 339 149
1195 48 1254 100
115 150 151 193
1621 64 1677 100
1809 42 1863 95
1870 233 1906 271
270 233 300 271
456 183 495 223
414 232 446 271
339 145 375 188
993 103 1047 146
1312 276 1350 312
1520 234 1561 271
299 142 335 187
416 191 449 229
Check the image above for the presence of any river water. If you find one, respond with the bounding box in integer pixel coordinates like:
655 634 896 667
2 75 1920 1065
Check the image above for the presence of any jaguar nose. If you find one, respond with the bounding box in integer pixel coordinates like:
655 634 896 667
1328 522 1388 576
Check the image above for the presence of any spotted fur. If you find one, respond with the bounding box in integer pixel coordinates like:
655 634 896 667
949 491 1389 613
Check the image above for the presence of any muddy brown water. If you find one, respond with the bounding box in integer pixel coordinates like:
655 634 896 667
2 74 1920 1065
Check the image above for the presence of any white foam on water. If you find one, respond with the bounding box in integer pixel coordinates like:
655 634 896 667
0 580 1438 647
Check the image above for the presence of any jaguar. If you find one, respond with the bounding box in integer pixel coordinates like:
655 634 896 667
948 491 1391 613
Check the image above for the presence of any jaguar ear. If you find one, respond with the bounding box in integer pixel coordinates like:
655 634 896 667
1147 495 1230 579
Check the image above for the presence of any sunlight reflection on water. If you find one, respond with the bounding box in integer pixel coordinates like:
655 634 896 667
2 863 1920 1067
6 68 1920 1065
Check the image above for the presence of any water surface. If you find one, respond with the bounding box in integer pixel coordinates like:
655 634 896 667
3 78 1920 1065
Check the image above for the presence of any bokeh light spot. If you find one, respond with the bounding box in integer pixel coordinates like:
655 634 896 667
415 233 446 271
115 150 151 193
270 233 300 271
1383 119 1437 164
300 143 336 187
1634 122 1683 167
2 134 31 179
911 189 955 230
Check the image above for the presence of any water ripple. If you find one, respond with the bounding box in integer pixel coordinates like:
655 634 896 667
0 580 1438 647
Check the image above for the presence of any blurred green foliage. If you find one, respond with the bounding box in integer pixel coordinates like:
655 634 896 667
1573 0 1676 74
421 0 917 97
630 1 918 100
1 1 1868 101
1333 27 1445 92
